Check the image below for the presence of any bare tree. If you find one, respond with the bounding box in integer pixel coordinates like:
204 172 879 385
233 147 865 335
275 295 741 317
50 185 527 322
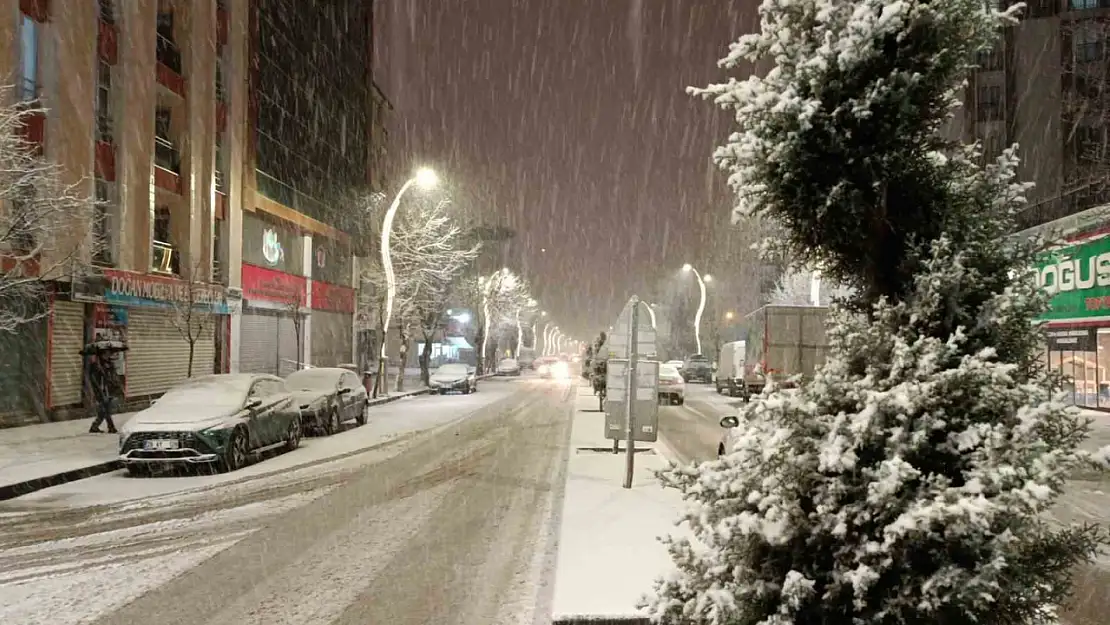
358 195 480 392
168 263 216 377
286 293 305 373
0 92 103 332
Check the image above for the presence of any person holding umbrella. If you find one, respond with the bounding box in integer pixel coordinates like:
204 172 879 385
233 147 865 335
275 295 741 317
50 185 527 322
82 341 125 434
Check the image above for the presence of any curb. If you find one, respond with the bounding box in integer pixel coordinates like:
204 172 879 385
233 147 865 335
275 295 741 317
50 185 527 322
553 617 651 625
0 384 468 503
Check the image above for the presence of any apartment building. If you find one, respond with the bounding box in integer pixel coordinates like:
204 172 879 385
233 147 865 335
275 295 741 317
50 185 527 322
0 0 388 424
947 1 1110 408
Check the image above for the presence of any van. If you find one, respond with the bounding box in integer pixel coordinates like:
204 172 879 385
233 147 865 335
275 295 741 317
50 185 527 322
715 340 747 397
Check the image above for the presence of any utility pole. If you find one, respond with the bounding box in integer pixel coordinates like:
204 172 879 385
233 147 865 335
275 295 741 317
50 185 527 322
623 296 640 488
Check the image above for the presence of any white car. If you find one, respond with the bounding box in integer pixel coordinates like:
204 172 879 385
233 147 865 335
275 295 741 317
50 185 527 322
718 414 740 457
496 358 522 376
658 363 686 405
285 367 368 434
430 363 477 394
119 373 298 475
665 359 685 370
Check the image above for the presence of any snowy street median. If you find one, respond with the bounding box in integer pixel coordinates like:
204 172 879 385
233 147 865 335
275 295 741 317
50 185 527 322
549 382 687 623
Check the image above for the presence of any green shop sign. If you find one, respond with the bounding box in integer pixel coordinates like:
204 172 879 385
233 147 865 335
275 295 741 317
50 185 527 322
1037 235 1110 321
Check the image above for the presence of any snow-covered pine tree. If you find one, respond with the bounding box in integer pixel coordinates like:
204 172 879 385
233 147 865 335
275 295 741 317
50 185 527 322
643 1 1110 624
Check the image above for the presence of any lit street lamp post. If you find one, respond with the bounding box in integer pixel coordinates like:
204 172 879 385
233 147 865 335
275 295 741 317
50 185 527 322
682 263 712 355
378 168 438 392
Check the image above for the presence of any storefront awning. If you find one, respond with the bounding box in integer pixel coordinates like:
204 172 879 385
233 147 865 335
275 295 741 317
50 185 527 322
446 336 473 350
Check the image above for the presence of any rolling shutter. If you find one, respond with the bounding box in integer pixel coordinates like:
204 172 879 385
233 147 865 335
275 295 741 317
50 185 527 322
239 311 278 375
310 311 352 368
277 314 302 376
49 300 86 407
126 308 217 397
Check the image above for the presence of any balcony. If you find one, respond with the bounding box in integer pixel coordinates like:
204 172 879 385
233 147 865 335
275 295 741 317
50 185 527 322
156 34 185 97
98 19 118 64
151 240 179 275
154 137 182 194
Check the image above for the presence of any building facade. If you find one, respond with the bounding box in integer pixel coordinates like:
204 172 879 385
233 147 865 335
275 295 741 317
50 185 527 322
0 0 387 425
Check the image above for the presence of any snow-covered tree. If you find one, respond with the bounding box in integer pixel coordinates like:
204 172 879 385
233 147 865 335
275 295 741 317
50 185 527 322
769 265 852 307
470 268 531 373
645 2 1110 624
0 94 102 332
359 194 480 392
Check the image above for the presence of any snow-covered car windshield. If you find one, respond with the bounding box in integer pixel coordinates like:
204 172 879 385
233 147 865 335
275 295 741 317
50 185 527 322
660 365 681 377
285 369 340 390
499 359 519 367
156 376 250 412
436 364 469 376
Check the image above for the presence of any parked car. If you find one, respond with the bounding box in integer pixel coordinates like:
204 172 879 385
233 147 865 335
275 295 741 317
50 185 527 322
430 363 478 394
681 354 713 383
285 367 368 435
718 414 740 457
118 373 299 475
715 340 748 397
665 359 685 370
658 363 686 405
497 358 522 376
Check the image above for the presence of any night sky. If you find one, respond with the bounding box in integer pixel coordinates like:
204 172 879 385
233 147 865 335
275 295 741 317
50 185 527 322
376 1 756 339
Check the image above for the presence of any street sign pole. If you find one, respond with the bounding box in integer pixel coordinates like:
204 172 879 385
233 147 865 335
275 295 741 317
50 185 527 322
624 296 639 489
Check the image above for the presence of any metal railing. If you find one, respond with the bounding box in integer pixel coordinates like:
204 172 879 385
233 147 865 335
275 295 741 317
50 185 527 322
96 113 113 143
215 168 227 192
151 240 177 274
156 33 182 75
154 136 180 174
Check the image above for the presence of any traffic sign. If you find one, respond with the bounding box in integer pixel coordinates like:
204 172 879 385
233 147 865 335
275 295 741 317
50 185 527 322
607 299 656 359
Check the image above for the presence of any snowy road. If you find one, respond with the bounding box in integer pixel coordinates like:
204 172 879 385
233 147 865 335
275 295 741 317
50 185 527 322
0 376 576 625
656 384 739 464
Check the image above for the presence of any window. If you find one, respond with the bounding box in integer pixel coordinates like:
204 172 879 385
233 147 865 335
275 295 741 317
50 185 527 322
99 0 115 24
155 107 171 139
215 56 226 102
94 179 116 265
976 45 1002 71
976 85 1003 121
1075 24 1104 63
20 16 38 101
1071 0 1100 9
154 207 171 243
8 185 36 252
96 61 112 142
1075 124 1105 162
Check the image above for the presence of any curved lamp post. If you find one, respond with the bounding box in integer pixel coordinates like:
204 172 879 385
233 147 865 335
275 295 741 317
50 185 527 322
682 263 712 355
644 302 657 330
379 168 439 370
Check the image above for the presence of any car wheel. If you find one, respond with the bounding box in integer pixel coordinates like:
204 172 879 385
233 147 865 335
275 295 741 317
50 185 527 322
324 407 340 436
355 403 367 426
718 443 725 457
438 388 448 395
676 396 685 405
463 384 472 395
284 417 302 452
221 427 249 472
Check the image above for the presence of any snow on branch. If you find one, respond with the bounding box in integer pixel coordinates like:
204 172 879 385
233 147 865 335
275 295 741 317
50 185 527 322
0 89 104 333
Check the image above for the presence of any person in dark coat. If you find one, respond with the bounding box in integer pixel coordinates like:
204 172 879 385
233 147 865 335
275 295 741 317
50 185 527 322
86 351 120 433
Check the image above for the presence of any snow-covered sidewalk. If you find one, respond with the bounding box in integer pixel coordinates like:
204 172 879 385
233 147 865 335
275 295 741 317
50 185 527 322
550 383 685 622
0 385 434 501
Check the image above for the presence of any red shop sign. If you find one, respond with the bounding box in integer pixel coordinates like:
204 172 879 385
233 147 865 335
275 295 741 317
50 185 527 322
241 263 306 305
311 280 355 314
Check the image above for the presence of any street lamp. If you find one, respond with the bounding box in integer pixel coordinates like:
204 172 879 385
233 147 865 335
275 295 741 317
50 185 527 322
682 263 712 355
643 302 658 330
379 167 439 373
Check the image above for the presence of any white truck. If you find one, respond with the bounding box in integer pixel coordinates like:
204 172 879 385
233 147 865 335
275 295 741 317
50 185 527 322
715 340 747 397
739 305 829 399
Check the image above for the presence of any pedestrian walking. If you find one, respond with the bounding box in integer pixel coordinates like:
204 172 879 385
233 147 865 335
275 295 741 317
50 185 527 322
86 351 121 433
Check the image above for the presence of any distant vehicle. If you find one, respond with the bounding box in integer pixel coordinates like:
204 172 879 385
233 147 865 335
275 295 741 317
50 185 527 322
118 373 299 475
681 354 713 383
658 363 686 405
718 414 740 457
741 305 829 397
665 359 685 370
715 340 749 397
496 358 522 376
541 360 571 380
285 367 368 434
430 363 478 394
517 347 536 369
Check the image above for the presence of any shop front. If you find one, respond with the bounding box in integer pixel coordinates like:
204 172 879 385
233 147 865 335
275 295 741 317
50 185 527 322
309 237 354 367
61 269 232 407
1037 232 1110 409
240 263 307 376
239 212 307 376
